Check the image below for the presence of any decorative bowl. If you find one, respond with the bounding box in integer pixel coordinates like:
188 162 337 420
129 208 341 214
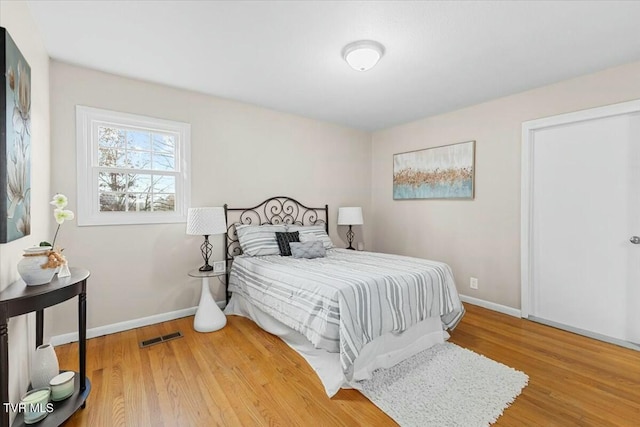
49 371 75 401
20 387 51 424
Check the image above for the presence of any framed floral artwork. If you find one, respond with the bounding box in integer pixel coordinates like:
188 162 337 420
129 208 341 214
393 141 475 200
1 27 31 243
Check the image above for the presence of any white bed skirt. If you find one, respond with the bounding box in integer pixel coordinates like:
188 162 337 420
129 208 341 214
224 293 449 397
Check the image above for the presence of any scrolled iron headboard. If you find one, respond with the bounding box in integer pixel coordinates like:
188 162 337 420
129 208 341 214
224 196 329 296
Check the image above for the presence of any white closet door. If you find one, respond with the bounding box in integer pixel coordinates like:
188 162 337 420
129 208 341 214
530 112 640 343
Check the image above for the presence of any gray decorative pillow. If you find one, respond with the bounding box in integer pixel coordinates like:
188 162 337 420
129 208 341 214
287 225 334 249
289 241 326 259
236 224 287 256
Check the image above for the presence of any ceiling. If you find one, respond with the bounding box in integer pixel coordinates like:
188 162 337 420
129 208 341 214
26 1 640 131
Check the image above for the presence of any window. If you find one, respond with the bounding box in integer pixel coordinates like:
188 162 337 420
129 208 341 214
76 106 191 226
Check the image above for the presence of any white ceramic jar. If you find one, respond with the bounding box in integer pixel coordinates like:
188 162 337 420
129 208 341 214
17 247 56 286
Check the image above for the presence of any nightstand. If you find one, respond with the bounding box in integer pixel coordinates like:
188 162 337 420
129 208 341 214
188 269 227 332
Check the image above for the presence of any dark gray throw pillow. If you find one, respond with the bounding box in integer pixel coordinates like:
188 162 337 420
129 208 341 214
275 231 300 256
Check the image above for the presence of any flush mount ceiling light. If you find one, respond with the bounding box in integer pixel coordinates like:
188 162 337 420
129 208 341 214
342 40 385 72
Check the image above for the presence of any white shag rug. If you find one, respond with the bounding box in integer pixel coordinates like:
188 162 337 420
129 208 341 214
358 342 528 427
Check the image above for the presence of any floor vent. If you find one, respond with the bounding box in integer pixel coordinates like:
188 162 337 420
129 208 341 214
139 331 183 348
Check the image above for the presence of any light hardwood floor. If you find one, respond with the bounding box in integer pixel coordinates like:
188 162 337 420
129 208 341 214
57 303 640 426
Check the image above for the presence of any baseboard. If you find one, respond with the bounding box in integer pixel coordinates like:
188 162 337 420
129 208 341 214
50 300 226 346
459 294 521 318
528 315 640 352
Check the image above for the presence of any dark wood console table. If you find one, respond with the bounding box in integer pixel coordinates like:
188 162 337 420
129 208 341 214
0 268 90 427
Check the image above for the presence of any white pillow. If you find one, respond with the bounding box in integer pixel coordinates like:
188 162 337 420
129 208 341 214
286 225 333 249
298 232 318 243
235 224 287 256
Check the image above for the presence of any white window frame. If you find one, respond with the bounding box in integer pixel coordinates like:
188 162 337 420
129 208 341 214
76 105 191 226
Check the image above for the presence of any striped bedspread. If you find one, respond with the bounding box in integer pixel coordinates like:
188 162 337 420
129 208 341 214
228 249 464 377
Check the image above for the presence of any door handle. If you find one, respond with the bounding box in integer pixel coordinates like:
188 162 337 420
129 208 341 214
631 236 640 244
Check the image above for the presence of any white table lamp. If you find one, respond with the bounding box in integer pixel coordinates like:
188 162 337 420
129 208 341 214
186 207 227 271
338 207 363 250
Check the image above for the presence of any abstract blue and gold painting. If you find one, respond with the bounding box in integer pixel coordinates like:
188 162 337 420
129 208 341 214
393 141 475 200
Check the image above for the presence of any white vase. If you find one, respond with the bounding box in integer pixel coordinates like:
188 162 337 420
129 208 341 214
30 344 59 389
17 247 57 286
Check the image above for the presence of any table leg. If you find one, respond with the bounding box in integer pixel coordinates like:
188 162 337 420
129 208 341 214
78 289 87 392
35 310 43 348
1 307 9 427
193 278 227 332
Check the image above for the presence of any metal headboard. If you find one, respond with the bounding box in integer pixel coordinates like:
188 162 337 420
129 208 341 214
224 196 329 296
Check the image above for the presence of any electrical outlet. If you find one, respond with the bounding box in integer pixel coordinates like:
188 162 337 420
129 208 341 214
470 277 479 290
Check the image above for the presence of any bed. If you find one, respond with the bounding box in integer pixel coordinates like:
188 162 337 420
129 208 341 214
222 197 465 396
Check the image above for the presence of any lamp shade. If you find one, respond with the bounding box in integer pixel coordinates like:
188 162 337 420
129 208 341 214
338 207 364 225
186 207 227 235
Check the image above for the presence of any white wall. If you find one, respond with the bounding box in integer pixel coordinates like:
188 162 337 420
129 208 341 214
0 1 51 420
371 60 640 309
47 61 371 337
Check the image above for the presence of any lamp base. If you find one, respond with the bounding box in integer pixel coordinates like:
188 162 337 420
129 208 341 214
199 235 213 272
345 225 356 251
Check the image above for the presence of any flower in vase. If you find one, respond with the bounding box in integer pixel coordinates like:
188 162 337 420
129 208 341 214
50 194 68 209
54 208 74 225
40 193 75 251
